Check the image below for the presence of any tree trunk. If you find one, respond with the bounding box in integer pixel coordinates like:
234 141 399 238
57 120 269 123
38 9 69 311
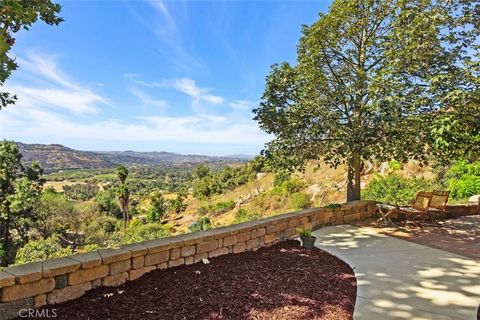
2 211 11 267
347 155 362 202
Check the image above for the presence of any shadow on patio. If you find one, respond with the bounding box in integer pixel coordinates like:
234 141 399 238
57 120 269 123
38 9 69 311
313 224 480 320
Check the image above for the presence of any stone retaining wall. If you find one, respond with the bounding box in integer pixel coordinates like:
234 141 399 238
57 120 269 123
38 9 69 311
0 200 477 319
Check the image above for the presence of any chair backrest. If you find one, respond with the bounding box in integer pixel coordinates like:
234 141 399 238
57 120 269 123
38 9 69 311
430 190 450 210
412 192 432 211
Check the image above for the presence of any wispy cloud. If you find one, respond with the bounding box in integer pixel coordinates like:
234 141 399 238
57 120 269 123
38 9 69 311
128 87 168 110
229 100 255 111
1 109 269 148
172 78 224 104
124 0 205 72
0 53 269 154
5 52 105 115
125 75 224 106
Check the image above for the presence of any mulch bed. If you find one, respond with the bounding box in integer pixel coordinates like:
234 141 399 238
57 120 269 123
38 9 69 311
34 240 356 320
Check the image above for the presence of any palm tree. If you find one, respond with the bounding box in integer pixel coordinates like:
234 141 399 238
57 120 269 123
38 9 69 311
116 165 130 228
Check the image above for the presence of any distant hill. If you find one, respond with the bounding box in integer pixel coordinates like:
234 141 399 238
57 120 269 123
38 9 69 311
17 142 250 172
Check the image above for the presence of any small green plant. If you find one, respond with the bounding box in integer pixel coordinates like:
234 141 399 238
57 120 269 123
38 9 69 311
290 192 311 209
296 227 313 238
189 216 212 232
233 209 262 224
324 203 342 210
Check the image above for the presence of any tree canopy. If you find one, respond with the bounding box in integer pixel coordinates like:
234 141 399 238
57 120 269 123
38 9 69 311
254 0 480 201
0 140 45 265
0 0 63 109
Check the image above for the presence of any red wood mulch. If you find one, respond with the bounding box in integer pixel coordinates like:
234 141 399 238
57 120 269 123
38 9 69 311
34 240 356 320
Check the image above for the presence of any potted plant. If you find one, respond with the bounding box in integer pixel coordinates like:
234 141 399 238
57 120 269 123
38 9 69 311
297 227 316 249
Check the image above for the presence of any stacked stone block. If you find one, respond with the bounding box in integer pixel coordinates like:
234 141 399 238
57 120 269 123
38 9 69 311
0 200 477 319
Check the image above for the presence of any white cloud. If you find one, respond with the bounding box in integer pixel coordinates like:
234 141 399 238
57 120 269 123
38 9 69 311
0 53 269 154
125 76 225 106
6 52 105 115
0 109 269 147
172 78 224 104
229 100 255 111
128 87 168 110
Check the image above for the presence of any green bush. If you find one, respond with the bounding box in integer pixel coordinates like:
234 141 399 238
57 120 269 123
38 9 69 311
272 179 305 196
290 192 311 209
446 161 480 199
363 174 432 205
147 192 167 222
15 234 73 265
118 222 171 244
83 215 121 245
233 209 262 224
189 217 212 232
214 200 235 212
273 171 291 187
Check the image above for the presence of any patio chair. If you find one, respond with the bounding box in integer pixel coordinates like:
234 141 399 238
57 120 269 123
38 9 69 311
427 190 450 222
377 191 433 227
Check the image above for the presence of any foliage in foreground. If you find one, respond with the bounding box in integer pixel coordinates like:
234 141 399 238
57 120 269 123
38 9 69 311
446 161 480 200
363 174 433 205
233 209 262 224
15 234 73 265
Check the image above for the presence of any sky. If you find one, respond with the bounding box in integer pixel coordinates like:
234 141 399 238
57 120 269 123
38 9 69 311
0 0 331 156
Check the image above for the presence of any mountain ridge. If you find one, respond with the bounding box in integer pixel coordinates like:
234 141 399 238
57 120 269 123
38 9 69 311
16 142 252 172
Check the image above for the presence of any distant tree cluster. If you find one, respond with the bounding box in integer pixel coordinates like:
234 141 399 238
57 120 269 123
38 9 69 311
62 183 99 201
192 157 264 198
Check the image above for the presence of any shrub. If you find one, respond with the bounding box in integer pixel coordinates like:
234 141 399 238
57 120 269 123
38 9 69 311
272 179 305 196
63 183 99 201
118 222 171 244
449 175 480 199
233 209 262 224
169 195 187 214
189 217 212 232
446 161 480 199
196 206 209 216
94 189 122 218
147 192 167 222
15 234 73 265
214 200 235 212
290 192 311 209
363 174 432 205
273 171 291 187
83 215 120 245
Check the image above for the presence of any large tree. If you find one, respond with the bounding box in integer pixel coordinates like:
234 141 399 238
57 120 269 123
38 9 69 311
0 141 45 266
254 0 480 201
0 0 63 109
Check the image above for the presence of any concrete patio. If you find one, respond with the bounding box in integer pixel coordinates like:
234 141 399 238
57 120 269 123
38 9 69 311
313 224 480 320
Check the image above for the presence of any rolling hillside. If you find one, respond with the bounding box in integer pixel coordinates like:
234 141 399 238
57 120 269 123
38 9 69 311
17 142 251 172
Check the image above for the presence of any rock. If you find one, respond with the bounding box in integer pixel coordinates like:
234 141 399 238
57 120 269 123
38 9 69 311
108 259 131 275
1 278 55 302
379 162 390 175
47 282 91 305
68 265 109 285
307 184 322 195
256 173 266 180
0 297 34 320
468 195 479 204
362 161 374 175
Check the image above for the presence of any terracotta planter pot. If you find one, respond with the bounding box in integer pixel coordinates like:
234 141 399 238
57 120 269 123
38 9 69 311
300 235 316 249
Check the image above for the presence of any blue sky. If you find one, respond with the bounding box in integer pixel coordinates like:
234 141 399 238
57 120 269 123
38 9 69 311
0 0 330 156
